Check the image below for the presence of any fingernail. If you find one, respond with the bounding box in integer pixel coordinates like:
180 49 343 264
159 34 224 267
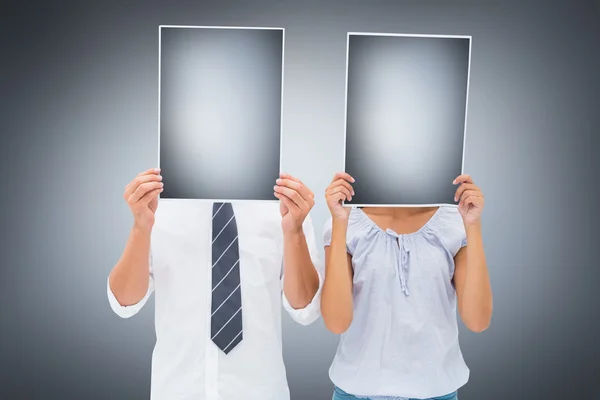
273 185 278 190
454 196 457 202
155 168 161 172
351 178 356 182
276 179 281 184
158 175 162 180
352 190 355 195
160 182 164 186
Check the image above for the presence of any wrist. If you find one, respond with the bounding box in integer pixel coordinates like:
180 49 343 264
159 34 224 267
332 217 349 229
283 225 304 238
331 208 350 222
132 223 152 237
464 220 482 235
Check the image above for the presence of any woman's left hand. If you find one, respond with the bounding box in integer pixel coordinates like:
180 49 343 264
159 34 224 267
453 174 484 226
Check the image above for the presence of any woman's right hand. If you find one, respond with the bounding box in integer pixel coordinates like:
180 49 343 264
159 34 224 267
325 172 355 221
124 168 164 232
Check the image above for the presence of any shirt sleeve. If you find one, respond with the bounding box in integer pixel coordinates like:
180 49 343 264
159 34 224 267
281 214 324 326
107 252 155 319
323 217 333 247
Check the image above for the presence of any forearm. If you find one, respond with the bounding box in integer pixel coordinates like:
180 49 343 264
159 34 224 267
458 223 493 331
108 226 152 306
282 229 319 309
321 219 354 334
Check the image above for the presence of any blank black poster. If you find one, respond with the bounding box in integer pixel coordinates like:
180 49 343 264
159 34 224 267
344 33 471 207
159 26 283 201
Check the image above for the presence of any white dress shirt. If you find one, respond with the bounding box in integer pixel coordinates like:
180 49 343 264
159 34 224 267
107 201 323 400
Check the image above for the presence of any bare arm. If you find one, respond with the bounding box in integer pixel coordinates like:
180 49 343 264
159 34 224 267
282 228 319 308
321 219 354 334
321 171 356 334
275 174 320 309
109 226 152 306
454 222 493 332
108 168 162 307
453 174 493 332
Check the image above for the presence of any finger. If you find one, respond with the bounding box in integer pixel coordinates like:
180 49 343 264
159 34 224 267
454 183 479 201
460 194 484 207
279 172 301 182
327 186 352 202
327 178 354 196
130 181 164 203
457 189 481 203
331 172 355 184
139 187 163 205
332 192 347 204
136 168 161 178
274 185 309 209
453 174 473 185
459 192 483 205
130 181 163 203
274 192 301 213
126 173 163 198
279 174 315 199
276 178 313 201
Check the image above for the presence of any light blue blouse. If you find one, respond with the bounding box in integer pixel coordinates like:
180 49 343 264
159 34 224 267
323 206 470 400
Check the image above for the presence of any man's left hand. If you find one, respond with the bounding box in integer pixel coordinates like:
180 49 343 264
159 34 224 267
274 173 315 235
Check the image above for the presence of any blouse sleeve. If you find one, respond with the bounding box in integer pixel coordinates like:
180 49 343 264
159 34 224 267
323 211 364 256
434 207 468 257
453 213 468 256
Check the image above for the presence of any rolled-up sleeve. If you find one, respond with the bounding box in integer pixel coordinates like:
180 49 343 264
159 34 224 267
107 253 155 319
281 214 324 325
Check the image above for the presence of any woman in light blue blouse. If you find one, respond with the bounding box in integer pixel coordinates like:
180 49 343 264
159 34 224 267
320 172 493 400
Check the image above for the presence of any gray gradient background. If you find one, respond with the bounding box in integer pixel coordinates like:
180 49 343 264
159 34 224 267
159 26 282 200
345 34 470 206
0 0 597 399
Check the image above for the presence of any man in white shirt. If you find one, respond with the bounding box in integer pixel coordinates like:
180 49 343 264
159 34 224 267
107 168 323 400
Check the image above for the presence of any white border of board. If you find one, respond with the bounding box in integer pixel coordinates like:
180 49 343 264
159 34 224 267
157 25 285 203
342 32 472 208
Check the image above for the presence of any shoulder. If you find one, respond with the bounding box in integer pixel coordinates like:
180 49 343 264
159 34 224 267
435 206 463 226
428 206 467 256
323 208 375 252
323 208 367 234
156 201 282 235
154 199 208 233
236 202 284 237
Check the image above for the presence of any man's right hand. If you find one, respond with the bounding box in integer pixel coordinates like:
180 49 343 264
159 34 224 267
124 168 163 232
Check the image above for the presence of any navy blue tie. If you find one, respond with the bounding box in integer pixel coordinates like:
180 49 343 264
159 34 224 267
211 202 243 354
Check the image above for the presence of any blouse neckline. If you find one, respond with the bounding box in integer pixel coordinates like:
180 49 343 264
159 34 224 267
354 206 444 238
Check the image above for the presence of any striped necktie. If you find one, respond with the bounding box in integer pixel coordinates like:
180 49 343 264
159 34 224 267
210 202 243 354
